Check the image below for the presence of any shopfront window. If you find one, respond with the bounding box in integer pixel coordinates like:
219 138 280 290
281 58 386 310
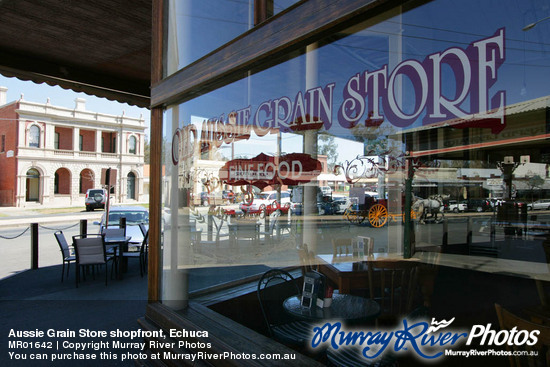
161 0 550 308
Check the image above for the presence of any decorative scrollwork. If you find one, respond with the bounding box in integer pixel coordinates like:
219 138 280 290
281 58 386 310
334 152 441 184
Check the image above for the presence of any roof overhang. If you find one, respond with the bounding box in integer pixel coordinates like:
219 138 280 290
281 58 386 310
0 0 152 108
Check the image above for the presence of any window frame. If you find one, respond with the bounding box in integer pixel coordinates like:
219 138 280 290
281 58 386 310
128 135 137 154
29 125 40 148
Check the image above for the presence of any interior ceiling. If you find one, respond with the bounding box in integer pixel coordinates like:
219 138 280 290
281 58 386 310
0 0 152 108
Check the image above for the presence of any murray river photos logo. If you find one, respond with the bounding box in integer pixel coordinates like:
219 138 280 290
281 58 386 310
310 317 540 361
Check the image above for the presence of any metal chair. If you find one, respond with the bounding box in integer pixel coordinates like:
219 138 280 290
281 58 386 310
258 212 280 244
53 231 76 282
199 215 229 247
230 220 259 246
138 223 148 236
257 269 313 346
102 227 126 239
72 234 116 287
121 229 148 277
367 260 420 324
332 238 354 257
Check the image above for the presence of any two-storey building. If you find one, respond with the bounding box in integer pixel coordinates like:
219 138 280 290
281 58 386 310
0 87 146 207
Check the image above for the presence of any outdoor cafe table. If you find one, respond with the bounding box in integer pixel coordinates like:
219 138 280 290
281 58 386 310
104 236 131 280
283 293 380 323
228 221 261 245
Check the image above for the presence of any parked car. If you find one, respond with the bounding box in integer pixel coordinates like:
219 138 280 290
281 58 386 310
290 202 302 215
94 206 149 245
443 200 467 213
333 196 352 214
239 190 291 214
466 199 493 212
528 199 550 210
85 188 107 211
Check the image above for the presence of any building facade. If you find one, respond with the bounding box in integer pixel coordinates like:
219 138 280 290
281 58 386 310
0 87 147 207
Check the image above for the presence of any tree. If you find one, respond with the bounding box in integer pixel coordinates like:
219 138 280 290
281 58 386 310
527 174 545 202
144 137 150 164
318 134 339 171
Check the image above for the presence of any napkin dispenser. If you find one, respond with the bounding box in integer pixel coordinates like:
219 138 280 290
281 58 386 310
301 271 326 309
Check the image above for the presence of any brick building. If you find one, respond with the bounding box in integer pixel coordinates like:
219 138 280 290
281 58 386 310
0 87 146 207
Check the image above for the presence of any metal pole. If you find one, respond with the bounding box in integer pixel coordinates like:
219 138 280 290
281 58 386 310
264 213 270 243
207 212 213 242
467 217 473 246
31 223 38 270
442 218 448 247
403 155 415 259
403 176 413 259
80 219 87 237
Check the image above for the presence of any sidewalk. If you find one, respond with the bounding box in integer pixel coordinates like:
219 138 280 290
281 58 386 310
0 258 269 366
0 261 148 366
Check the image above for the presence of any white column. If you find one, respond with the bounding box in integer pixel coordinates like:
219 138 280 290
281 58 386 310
387 13 404 254
73 127 80 151
303 42 319 253
18 121 27 147
95 130 102 153
45 123 54 150
163 105 190 310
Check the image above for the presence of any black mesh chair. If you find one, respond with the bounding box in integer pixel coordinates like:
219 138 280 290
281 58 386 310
72 234 116 287
257 269 313 346
121 229 148 277
53 231 75 282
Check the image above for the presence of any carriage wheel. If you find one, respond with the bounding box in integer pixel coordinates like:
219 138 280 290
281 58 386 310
344 209 362 224
368 204 388 228
344 208 356 223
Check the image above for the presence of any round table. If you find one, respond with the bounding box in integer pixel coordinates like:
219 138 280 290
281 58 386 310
283 293 380 323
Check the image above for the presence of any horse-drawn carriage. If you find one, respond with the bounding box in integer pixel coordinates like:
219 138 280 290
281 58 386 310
343 194 444 227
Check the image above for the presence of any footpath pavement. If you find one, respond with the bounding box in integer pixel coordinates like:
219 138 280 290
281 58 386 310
0 204 269 366
0 260 269 367
0 204 144 366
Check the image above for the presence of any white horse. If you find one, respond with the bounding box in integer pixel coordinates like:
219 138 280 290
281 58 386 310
413 195 445 223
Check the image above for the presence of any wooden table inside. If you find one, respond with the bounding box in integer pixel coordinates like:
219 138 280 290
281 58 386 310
317 253 421 294
283 293 380 323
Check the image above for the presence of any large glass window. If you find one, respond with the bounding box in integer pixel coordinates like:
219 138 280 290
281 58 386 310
161 0 550 308
165 0 300 75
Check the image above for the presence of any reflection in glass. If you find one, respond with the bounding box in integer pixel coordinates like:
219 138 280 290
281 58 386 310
161 0 550 307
